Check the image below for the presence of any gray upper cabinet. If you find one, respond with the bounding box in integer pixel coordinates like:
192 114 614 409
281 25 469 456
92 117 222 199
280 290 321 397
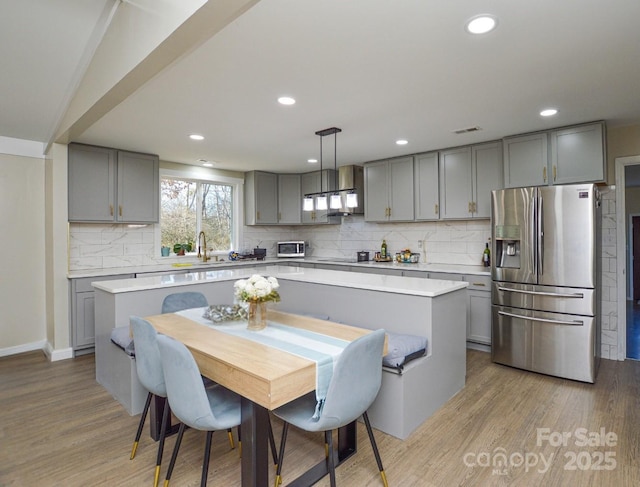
550 122 605 184
300 169 338 224
68 143 159 223
277 174 301 224
439 146 473 219
503 133 548 188
473 142 503 218
364 156 414 222
439 141 502 219
414 152 440 221
245 171 278 225
117 151 160 223
503 121 605 188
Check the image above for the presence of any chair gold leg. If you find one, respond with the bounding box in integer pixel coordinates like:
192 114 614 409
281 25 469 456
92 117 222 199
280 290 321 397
380 470 389 487
238 441 242 458
153 466 161 487
227 429 235 449
130 391 153 460
130 441 139 460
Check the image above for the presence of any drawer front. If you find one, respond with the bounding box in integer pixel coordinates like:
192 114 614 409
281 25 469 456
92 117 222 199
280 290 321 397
428 272 463 281
464 274 491 291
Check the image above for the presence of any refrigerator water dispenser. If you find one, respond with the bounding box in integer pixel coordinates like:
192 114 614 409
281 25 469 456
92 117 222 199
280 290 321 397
495 225 521 269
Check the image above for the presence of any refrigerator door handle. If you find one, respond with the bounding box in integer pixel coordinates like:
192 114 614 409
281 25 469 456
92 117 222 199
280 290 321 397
531 195 537 275
538 194 544 276
497 286 584 299
498 310 583 326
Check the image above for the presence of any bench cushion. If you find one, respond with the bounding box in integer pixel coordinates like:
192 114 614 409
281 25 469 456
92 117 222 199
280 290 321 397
382 332 427 370
110 326 135 356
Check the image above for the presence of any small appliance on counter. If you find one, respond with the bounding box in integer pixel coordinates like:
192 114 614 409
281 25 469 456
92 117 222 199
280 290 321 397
396 249 420 263
228 247 267 261
277 241 305 258
357 251 369 262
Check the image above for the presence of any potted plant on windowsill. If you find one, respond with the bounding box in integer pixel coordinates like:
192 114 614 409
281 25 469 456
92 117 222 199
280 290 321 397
173 243 192 256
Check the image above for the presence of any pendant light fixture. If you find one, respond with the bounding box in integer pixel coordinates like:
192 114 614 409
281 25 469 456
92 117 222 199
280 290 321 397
303 126 358 213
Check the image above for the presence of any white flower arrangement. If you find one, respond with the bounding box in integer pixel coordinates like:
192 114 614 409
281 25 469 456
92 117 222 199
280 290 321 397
234 274 281 303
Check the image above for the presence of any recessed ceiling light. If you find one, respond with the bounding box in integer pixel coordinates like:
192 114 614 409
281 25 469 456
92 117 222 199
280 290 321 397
465 15 497 35
307 158 318 164
396 139 408 146
540 108 558 117
278 96 296 105
189 134 204 140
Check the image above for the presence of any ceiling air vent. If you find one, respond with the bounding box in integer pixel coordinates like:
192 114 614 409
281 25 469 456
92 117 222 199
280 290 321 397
453 126 482 135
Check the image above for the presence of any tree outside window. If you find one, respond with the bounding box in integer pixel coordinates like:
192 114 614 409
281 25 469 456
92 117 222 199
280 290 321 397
161 178 233 253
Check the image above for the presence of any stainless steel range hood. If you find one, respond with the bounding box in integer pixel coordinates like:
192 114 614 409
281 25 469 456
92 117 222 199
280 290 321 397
326 165 364 216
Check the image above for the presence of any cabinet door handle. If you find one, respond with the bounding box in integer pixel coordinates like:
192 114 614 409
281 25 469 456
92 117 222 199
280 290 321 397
278 212 281 220
472 282 486 287
434 203 439 215
119 205 122 217
110 205 113 216
543 166 547 182
553 165 557 182
257 211 260 221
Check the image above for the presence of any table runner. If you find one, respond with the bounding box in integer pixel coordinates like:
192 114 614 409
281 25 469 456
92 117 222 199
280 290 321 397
175 307 350 418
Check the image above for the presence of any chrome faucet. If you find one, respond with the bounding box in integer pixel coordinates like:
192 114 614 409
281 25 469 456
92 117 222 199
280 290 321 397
197 231 209 262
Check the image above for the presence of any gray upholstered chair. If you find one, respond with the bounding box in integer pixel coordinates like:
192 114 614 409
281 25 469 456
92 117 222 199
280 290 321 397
160 291 237 449
273 329 388 487
156 334 242 487
161 291 209 314
129 316 170 487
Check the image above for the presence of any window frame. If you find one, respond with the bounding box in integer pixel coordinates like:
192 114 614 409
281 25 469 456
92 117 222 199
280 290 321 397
157 166 244 257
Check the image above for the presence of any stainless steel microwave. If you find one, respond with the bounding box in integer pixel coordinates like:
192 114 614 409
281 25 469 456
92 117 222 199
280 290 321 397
277 241 305 258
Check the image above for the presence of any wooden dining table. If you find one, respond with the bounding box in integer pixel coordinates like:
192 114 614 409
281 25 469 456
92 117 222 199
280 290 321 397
145 308 382 487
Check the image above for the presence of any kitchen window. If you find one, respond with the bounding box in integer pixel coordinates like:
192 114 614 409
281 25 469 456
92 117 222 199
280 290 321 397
160 168 242 255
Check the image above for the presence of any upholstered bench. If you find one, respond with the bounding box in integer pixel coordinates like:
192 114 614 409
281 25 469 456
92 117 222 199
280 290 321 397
104 326 146 415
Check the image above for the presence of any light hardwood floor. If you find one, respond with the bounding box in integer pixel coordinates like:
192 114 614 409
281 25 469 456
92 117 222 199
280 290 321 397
2 350 639 486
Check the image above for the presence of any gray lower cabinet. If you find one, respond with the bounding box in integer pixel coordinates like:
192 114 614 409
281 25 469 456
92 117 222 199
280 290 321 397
70 274 134 354
463 275 491 345
68 143 159 223
425 272 491 345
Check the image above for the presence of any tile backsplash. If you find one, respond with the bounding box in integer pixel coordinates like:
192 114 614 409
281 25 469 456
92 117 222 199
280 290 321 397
69 218 491 271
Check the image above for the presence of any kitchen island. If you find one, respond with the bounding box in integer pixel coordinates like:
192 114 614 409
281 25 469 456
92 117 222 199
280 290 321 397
93 265 468 439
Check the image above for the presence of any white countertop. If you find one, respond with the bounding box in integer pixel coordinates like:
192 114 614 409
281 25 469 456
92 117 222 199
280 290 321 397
92 264 468 298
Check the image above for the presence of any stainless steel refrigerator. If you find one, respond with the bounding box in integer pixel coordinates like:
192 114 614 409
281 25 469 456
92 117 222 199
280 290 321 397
491 184 601 383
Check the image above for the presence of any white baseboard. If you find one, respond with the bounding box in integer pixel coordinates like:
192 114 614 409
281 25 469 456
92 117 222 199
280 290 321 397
0 340 47 358
44 342 74 361
0 341 74 361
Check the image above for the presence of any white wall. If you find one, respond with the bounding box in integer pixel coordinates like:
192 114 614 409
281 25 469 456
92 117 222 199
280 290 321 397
0 144 47 354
